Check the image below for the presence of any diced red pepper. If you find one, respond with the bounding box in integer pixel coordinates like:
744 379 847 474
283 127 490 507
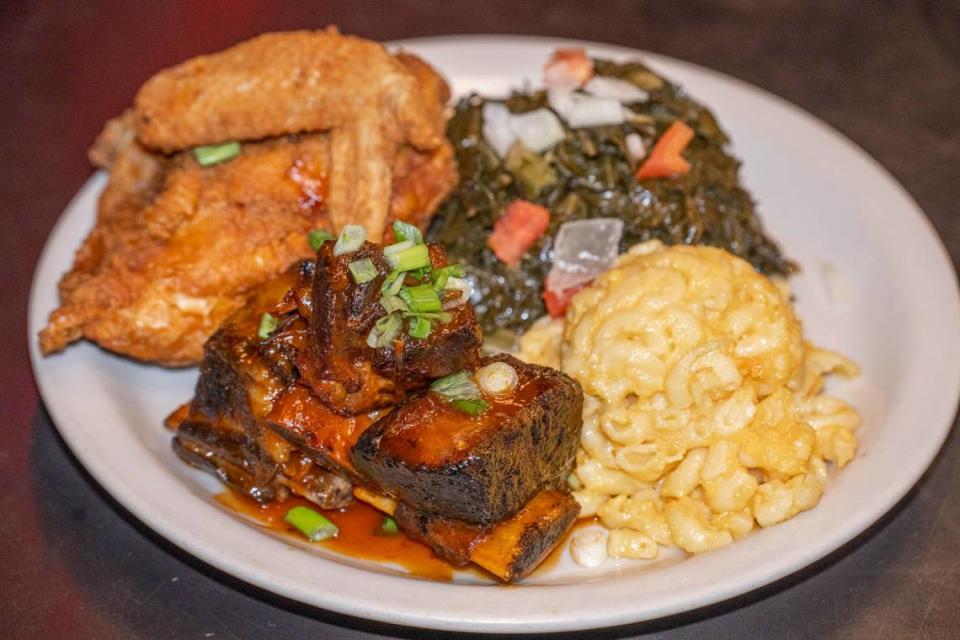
543 283 588 318
487 200 551 267
635 121 695 180
544 48 594 90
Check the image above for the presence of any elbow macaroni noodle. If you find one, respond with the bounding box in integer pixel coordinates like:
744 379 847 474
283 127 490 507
519 241 861 559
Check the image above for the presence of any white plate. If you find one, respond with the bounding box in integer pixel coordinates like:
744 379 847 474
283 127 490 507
28 36 960 633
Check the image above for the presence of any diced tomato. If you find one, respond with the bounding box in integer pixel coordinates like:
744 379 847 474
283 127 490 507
543 283 588 318
544 48 594 90
487 200 551 267
635 121 696 180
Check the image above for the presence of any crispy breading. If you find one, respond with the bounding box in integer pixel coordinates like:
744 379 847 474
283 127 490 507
134 29 449 238
40 31 456 365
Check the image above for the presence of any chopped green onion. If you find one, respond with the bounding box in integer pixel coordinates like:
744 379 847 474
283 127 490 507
432 264 466 290
193 141 241 167
402 311 452 323
380 270 405 296
451 398 490 416
333 224 367 256
348 258 378 284
399 284 442 313
366 313 402 348
258 312 279 339
408 315 432 339
386 244 431 272
392 221 423 244
375 516 400 537
380 295 409 314
383 239 414 257
308 229 334 251
284 506 339 541
430 370 481 400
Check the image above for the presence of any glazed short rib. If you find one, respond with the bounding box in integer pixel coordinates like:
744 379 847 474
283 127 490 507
167 240 583 582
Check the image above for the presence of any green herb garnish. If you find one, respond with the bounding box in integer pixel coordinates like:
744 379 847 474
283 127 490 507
380 295 409 314
257 312 278 339
402 311 452 323
451 398 490 416
399 284 442 313
430 370 489 416
348 258 378 284
333 224 366 256
375 516 400 537
408 315 432 339
380 270 405 296
431 264 466 290
284 506 339 541
193 141 241 167
366 313 402 348
308 229 334 251
430 370 481 399
392 221 423 245
386 243 430 272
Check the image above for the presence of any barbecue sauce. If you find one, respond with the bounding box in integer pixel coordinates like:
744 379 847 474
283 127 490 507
215 489 455 581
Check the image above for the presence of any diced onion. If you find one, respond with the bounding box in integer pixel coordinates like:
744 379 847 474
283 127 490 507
546 218 625 292
482 102 517 158
625 133 646 162
583 76 650 103
508 108 565 153
548 90 625 128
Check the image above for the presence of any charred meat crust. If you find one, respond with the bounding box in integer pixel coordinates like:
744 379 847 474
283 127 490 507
298 241 482 415
392 489 579 581
350 354 583 525
170 262 356 509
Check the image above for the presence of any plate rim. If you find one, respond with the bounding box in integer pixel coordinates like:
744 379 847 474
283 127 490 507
28 35 960 633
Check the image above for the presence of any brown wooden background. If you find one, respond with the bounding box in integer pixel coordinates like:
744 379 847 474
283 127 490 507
2 2 958 638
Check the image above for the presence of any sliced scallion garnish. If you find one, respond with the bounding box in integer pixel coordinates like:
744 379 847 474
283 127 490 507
432 264 466 290
380 270 405 296
366 313 402 348
375 516 400 537
392 221 423 245
308 229 334 251
430 370 481 400
348 258 378 284
386 244 431 272
284 506 339 541
193 141 241 167
402 310 452 323
383 239 414 257
258 312 279 339
451 398 490 416
399 284 442 313
431 371 489 416
333 224 367 256
380 295 408 314
408 315 432 339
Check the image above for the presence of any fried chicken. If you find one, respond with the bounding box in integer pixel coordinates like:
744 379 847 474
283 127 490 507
134 29 449 238
39 30 457 366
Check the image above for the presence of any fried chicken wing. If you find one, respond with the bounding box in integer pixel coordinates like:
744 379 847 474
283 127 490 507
40 30 456 365
134 29 449 238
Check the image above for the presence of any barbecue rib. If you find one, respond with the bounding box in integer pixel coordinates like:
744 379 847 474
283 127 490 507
168 242 584 581
297 241 482 414
40 29 456 366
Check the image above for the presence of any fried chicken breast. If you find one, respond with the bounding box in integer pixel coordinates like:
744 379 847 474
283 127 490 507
39 29 456 366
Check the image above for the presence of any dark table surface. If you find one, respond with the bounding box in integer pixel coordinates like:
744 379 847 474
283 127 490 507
3 2 959 638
